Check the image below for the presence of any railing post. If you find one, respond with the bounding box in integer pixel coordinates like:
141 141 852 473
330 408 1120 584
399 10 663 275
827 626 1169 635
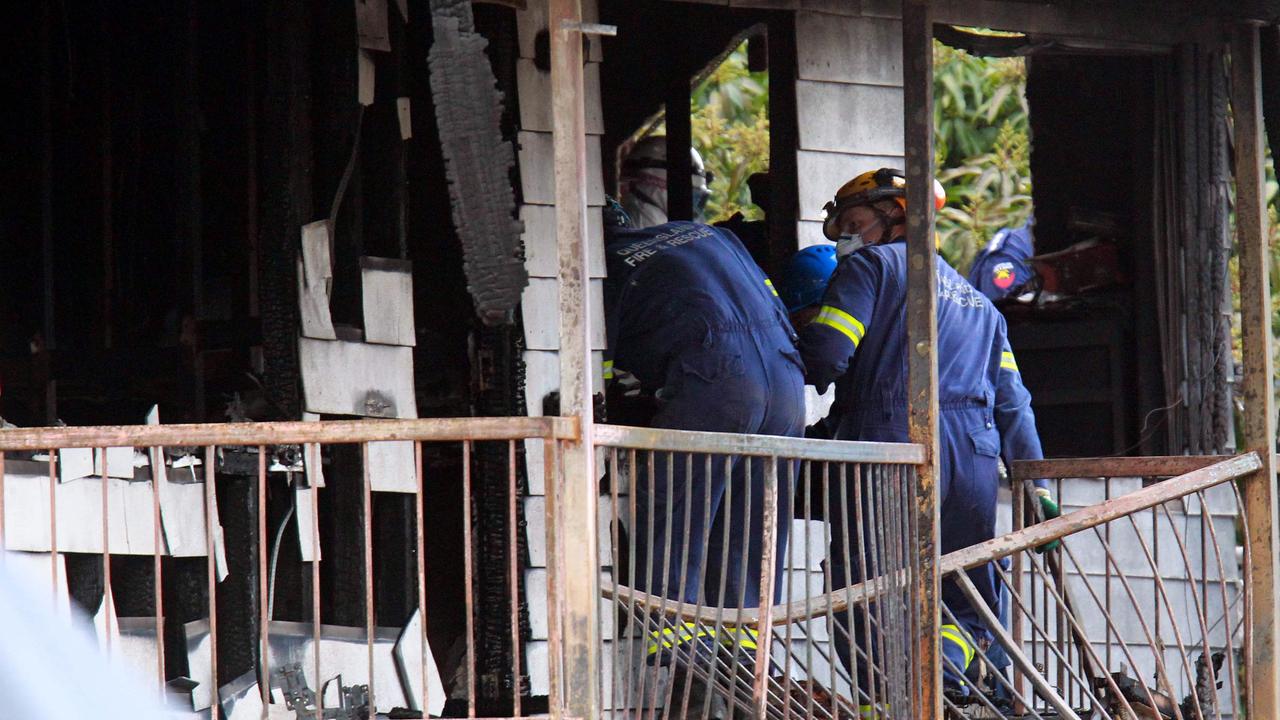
549 0 601 718
1231 22 1280 719
902 2 941 717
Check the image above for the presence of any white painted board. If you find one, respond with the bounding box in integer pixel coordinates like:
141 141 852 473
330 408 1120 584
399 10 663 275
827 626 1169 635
520 278 607 351
3 464 161 555
95 446 137 480
299 338 417 419
517 59 604 135
297 222 336 340
795 12 903 86
517 131 605 206
58 448 95 483
795 80 904 155
294 484 321 562
367 440 417 493
360 257 416 347
520 204 606 279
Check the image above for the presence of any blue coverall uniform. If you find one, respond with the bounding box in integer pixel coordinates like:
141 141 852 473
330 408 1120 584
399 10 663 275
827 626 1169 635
797 236 1045 692
967 219 1035 302
604 222 806 615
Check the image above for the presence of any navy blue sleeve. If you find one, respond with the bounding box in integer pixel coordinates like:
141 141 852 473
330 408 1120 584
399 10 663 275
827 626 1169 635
991 316 1047 490
798 251 880 393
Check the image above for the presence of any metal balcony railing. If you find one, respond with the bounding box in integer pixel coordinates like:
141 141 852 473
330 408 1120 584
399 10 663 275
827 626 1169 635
0 417 575 720
0 418 1263 720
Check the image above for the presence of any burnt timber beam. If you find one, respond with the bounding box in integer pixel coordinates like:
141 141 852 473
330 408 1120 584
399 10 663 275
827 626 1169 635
903 0 940 717
1231 22 1280 720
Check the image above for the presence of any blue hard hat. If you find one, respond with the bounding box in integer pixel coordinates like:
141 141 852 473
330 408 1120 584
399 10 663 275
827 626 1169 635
777 245 838 312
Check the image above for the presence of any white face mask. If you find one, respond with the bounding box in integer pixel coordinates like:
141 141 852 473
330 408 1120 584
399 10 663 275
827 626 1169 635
836 233 864 258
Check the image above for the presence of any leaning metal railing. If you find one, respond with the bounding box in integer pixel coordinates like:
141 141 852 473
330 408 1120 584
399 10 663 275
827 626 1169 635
912 454 1254 720
590 423 1261 720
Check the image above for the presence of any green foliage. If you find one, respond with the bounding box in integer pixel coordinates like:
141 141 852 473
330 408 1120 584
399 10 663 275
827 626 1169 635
932 41 1033 274
689 42 770 223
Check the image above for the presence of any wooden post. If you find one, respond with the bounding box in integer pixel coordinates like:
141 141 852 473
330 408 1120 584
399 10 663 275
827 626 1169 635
549 1 601 719
902 2 940 717
1231 22 1280 719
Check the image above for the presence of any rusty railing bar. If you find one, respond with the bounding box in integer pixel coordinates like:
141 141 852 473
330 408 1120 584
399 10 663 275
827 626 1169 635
605 447 621 715
102 445 113 657
819 462 840 720
731 455 755 718
752 454 779 718
151 446 166 695
48 450 57 595
361 443 376 715
415 442 430 717
592 424 924 465
310 461 321 720
462 440 476 719
543 440 563 717
620 448 637 715
802 461 816 720
257 447 269 709
1012 455 1236 481
645 450 675 717
0 416 576 451
866 464 892 712
204 445 218 717
641 452 663 720
952 571 1080 719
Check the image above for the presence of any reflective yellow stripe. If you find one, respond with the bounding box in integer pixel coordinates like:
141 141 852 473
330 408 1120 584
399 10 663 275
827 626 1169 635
814 305 866 347
645 623 757 654
1000 350 1019 372
858 704 889 719
603 360 615 380
720 626 758 651
940 623 976 669
764 278 779 297
646 622 710 655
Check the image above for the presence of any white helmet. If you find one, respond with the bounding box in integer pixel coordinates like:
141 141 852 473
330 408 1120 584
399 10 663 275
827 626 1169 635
619 135 712 228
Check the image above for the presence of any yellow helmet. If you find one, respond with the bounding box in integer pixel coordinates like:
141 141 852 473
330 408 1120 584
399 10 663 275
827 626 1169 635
821 168 946 241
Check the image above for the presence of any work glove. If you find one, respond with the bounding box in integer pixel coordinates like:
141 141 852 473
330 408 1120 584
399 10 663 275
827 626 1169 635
1034 487 1061 553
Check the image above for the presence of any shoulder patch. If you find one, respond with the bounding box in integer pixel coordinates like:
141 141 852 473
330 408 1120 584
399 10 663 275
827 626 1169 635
992 261 1016 290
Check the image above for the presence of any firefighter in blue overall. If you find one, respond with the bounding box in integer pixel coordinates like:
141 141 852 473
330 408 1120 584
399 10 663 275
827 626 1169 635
968 217 1037 302
603 214 806 663
798 169 1059 700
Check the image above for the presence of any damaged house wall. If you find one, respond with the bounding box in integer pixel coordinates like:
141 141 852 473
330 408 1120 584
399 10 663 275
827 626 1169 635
0 0 532 708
